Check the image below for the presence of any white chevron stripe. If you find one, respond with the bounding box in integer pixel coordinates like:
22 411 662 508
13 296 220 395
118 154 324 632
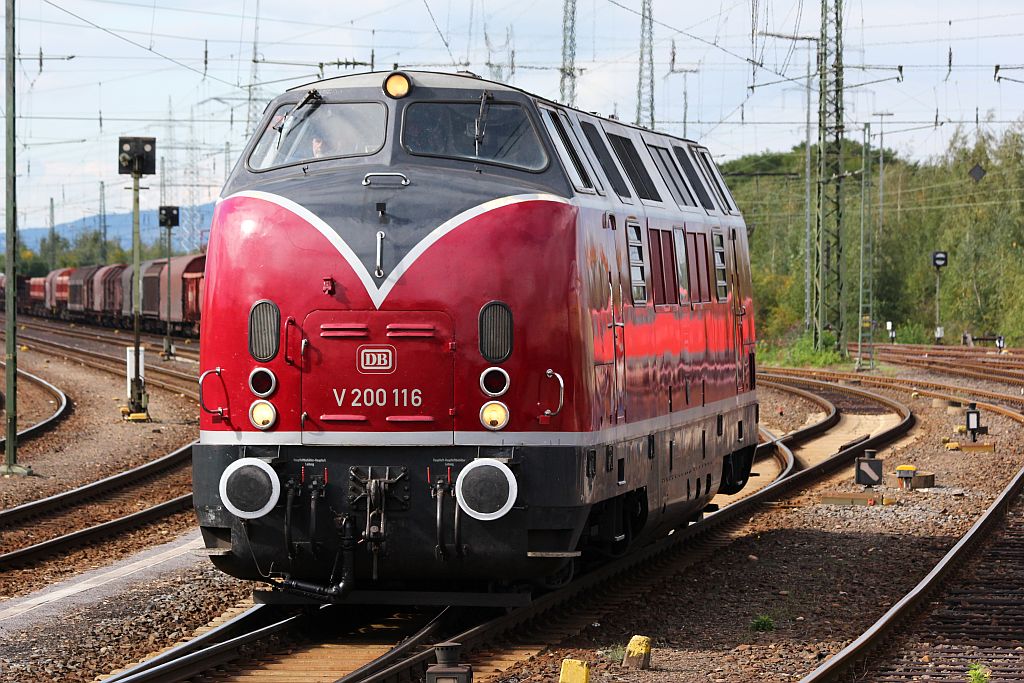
221 190 572 309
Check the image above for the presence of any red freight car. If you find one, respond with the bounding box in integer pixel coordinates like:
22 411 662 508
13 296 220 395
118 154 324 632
155 253 206 333
44 267 73 314
199 71 760 606
92 264 127 323
68 265 102 315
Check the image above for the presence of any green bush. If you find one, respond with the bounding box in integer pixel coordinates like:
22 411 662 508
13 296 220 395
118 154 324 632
778 331 843 367
750 614 775 632
894 321 932 345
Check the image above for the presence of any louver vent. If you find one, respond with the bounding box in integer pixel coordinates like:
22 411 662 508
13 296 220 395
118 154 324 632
479 301 512 363
249 300 280 362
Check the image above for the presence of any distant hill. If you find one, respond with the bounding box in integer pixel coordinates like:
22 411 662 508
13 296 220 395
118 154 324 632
5 202 216 253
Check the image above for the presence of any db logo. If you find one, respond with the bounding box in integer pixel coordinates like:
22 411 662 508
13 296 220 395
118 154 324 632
357 345 396 374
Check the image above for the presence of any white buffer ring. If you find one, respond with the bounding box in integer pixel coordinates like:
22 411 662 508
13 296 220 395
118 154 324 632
219 457 281 520
454 458 518 521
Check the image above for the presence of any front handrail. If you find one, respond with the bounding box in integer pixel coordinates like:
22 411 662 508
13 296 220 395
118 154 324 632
198 367 225 416
543 369 564 417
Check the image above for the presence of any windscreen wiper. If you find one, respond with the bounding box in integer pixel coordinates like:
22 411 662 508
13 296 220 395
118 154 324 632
474 90 493 156
274 89 322 149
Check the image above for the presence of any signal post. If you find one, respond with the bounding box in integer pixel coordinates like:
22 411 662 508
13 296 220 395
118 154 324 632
118 137 155 419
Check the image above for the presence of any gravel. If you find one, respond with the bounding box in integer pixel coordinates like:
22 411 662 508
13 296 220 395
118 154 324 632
757 385 825 435
0 510 201 599
0 559 255 683
0 348 198 509
494 372 1024 682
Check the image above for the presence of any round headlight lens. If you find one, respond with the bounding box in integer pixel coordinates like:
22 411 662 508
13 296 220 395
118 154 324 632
249 400 277 430
480 401 510 431
248 368 277 397
383 72 411 98
479 367 510 397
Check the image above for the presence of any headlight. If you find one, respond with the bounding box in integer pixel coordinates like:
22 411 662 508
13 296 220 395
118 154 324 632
249 400 277 430
479 367 510 397
383 71 411 98
248 367 277 397
480 401 510 431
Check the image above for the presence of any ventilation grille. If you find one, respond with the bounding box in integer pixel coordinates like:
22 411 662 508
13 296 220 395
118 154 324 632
479 301 513 363
249 300 280 362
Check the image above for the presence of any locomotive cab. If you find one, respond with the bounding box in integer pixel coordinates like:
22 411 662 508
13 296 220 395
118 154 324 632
193 70 758 604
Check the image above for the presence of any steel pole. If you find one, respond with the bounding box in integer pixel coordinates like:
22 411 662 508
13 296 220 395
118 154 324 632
804 51 812 332
3 0 27 474
164 224 172 357
131 170 144 413
857 124 868 370
935 269 941 343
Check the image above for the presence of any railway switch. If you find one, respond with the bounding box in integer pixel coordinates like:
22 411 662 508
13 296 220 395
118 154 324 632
855 449 883 487
426 642 472 683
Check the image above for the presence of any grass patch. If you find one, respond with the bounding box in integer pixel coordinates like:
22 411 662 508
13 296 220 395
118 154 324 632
758 332 845 368
968 663 991 683
750 614 775 632
603 643 626 662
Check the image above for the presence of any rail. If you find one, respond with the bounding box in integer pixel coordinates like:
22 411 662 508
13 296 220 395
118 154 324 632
0 363 70 452
109 374 909 683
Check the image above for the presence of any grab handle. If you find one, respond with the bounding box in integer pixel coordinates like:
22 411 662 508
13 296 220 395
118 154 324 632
284 316 296 365
362 172 410 187
544 369 564 417
198 368 225 416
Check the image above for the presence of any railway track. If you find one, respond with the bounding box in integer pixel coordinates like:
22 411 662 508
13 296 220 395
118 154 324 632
801 376 1024 683
0 328 199 399
104 374 911 683
0 443 193 570
849 343 1024 389
764 365 1024 412
0 363 70 452
0 324 197 576
5 314 200 363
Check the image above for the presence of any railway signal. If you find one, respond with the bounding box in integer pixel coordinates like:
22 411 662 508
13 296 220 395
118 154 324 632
932 251 948 343
159 205 179 359
119 136 156 419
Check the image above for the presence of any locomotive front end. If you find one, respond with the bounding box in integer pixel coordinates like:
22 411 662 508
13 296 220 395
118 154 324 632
194 71 591 603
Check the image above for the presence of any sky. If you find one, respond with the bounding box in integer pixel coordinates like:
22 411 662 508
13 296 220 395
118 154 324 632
4 0 1024 249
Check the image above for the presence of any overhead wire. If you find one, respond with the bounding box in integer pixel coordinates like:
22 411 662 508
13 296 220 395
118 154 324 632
40 0 242 88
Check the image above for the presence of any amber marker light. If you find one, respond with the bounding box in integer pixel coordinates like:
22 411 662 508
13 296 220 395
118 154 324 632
480 401 510 431
383 72 411 99
249 400 277 430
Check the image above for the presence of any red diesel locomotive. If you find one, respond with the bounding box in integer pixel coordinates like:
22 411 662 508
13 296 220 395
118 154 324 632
194 70 758 604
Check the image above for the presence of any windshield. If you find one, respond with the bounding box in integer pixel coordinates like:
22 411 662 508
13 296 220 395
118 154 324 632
249 101 386 170
402 101 547 171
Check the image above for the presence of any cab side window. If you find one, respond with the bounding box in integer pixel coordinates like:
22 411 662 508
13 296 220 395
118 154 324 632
542 108 595 193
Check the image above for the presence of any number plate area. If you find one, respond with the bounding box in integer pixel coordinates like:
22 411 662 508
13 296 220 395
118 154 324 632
300 310 455 443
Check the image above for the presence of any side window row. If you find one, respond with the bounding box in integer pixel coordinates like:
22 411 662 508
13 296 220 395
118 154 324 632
539 104 737 214
636 227 724 307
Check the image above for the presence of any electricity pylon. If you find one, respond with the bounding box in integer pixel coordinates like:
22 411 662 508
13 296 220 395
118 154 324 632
635 0 654 128
813 0 846 351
